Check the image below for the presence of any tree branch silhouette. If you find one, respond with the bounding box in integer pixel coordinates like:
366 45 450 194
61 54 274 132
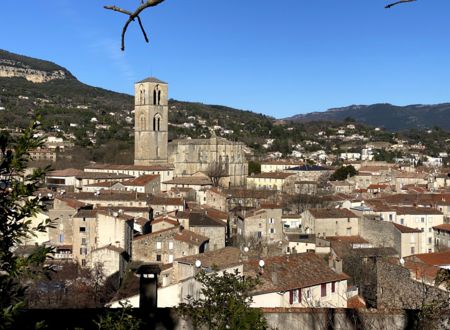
104 0 166 51
105 0 418 50
385 0 417 9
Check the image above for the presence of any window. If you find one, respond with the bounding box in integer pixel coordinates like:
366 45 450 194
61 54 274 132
81 259 87 267
400 218 404 225
156 254 161 262
389 214 393 221
290 289 300 304
81 238 86 245
428 237 432 244
79 227 86 232
321 283 327 297
169 241 174 250
257 232 262 238
269 218 274 224
411 247 415 254
59 234 64 243
156 242 162 250
421 217 425 223
332 282 336 293
270 228 275 234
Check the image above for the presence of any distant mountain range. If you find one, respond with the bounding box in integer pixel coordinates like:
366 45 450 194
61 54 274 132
1 49 450 132
285 103 450 131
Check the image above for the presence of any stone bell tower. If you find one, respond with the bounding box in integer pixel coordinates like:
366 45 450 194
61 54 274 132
134 77 168 165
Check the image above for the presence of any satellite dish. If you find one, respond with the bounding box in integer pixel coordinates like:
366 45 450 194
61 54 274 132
195 260 202 268
258 260 265 268
399 258 405 266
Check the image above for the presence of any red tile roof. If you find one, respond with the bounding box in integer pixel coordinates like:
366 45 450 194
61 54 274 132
393 223 422 233
433 224 450 232
122 175 160 186
347 295 366 309
409 251 450 266
245 253 349 295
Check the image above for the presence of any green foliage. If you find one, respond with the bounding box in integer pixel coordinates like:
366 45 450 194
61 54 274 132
330 165 357 181
95 302 142 330
0 120 53 328
248 160 261 175
373 149 401 163
176 269 267 330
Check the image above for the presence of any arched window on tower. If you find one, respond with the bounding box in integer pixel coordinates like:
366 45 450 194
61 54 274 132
139 85 145 105
140 115 146 130
158 90 161 105
153 89 157 105
154 114 161 131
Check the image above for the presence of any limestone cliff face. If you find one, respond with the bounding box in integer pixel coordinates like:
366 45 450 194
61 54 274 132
0 59 67 83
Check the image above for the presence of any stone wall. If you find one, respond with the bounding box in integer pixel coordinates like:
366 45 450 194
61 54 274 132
376 259 448 310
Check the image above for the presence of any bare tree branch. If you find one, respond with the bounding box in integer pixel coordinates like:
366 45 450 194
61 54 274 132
385 0 417 9
104 0 166 50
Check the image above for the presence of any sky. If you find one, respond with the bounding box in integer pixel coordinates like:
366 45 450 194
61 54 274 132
1 0 450 118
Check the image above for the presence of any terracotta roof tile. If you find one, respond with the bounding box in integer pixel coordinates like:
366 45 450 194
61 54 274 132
393 223 422 233
433 224 450 232
245 253 349 294
175 247 241 269
122 175 160 186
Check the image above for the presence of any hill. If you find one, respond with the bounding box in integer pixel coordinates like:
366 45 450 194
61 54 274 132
286 103 450 131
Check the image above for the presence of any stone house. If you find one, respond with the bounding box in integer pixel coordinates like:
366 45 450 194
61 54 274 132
358 215 423 257
330 181 354 194
148 196 185 218
236 207 283 244
302 208 359 237
432 224 450 250
132 226 208 264
205 188 278 212
285 164 331 182
181 211 226 251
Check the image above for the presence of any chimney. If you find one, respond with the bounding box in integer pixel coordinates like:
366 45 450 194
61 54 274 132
137 264 161 315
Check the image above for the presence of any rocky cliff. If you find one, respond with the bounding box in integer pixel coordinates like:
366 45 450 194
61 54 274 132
0 61 67 83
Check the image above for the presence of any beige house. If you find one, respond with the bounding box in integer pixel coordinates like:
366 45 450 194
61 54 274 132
245 253 349 308
246 172 296 193
84 163 175 190
121 174 160 194
162 176 212 204
302 208 359 237
395 207 444 253
261 160 305 173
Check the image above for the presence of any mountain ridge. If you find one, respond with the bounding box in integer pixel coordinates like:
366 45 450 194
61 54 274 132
285 103 450 131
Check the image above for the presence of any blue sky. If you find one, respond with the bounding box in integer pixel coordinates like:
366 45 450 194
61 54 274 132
1 0 450 118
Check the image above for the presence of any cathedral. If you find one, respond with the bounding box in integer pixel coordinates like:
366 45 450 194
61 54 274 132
134 77 248 187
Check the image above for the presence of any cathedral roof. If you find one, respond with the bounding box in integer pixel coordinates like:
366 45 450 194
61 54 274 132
136 77 167 84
